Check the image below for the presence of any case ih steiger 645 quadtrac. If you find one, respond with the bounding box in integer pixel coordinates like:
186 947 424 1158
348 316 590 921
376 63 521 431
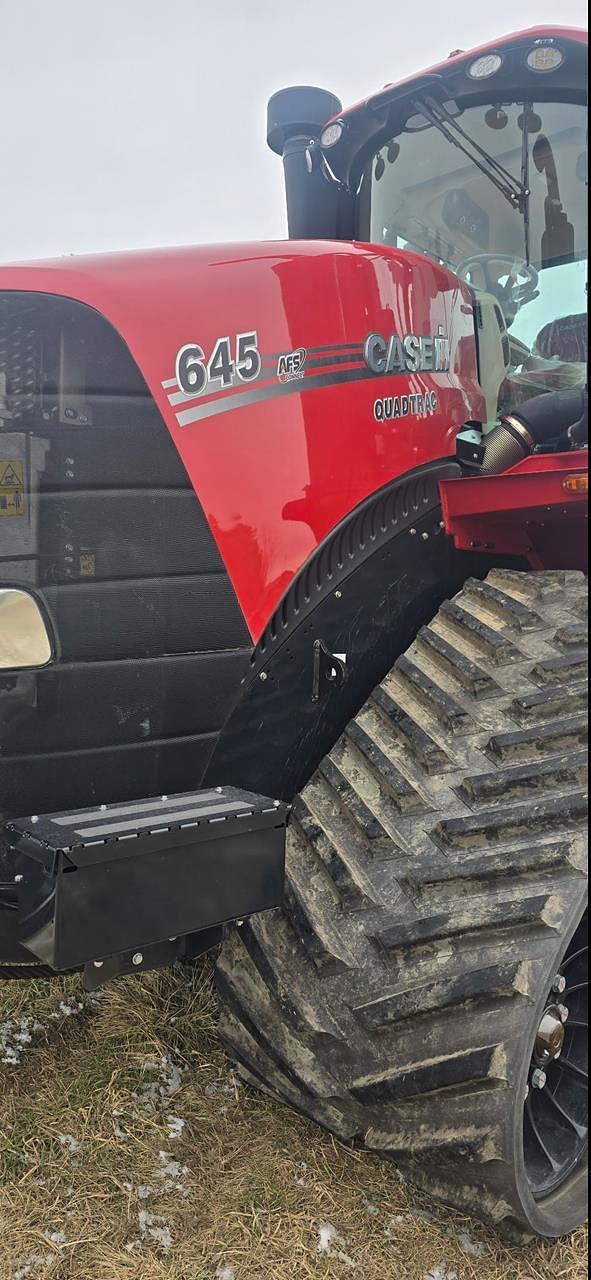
0 23 587 1240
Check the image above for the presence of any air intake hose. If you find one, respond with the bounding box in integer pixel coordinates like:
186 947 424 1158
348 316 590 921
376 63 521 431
480 388 588 475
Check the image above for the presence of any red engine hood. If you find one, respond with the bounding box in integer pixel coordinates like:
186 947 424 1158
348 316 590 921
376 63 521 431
0 241 483 639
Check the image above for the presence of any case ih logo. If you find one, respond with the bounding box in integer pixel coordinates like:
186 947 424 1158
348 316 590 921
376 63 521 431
363 327 450 375
277 348 307 382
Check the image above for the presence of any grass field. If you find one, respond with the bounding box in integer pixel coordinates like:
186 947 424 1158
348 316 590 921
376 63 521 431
0 962 587 1280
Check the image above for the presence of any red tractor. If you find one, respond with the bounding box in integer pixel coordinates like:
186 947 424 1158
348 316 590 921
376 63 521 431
0 24 587 1240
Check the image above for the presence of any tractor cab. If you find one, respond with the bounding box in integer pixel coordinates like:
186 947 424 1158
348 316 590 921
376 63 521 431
270 26 588 424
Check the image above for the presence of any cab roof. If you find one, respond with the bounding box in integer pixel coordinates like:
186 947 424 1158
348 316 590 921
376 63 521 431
337 26 588 122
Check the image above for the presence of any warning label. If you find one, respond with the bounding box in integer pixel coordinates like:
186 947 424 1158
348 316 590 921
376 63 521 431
0 459 26 518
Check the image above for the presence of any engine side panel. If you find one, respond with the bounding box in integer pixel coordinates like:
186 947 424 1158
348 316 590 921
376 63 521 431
0 294 251 832
0 241 484 639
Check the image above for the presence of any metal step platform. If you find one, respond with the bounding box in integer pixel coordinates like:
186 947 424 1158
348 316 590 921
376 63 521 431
4 787 288 980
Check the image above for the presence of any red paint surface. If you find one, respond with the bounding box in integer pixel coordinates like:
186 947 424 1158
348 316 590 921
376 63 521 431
441 451 589 571
0 242 483 638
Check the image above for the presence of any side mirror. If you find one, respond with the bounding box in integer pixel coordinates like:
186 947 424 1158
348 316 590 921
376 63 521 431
0 589 53 669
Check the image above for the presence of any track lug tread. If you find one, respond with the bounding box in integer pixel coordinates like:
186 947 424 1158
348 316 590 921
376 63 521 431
217 570 588 1238
457 753 588 806
431 791 588 851
487 716 588 762
292 793 377 908
416 623 501 698
438 598 522 664
554 622 588 649
531 651 588 684
394 654 474 734
317 756 392 852
462 577 541 630
344 720 426 811
508 685 587 725
371 684 452 772
353 961 526 1028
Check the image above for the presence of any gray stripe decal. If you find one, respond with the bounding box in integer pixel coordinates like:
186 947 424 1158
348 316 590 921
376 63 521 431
162 343 363 391
177 364 394 427
168 349 364 408
75 800 252 838
52 790 223 826
262 342 364 362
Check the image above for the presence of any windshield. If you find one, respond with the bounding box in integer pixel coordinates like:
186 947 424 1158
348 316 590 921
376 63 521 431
359 98 587 411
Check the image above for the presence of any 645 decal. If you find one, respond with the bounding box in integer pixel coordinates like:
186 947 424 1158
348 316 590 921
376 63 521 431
175 332 261 396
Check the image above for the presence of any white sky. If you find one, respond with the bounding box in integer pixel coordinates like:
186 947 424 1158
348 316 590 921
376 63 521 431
0 0 587 263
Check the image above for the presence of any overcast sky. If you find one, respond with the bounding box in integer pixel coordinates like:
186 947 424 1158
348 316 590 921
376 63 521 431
1 0 587 263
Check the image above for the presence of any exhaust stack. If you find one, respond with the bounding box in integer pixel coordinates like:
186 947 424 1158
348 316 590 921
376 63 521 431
267 85 342 239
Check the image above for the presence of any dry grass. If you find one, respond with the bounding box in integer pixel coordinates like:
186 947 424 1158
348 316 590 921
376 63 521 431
0 963 587 1280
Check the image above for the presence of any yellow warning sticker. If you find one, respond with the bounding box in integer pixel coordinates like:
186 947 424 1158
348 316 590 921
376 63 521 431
0 459 26 518
79 551 96 577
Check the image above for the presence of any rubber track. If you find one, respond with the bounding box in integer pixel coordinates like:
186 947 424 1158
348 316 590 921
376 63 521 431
216 571 588 1235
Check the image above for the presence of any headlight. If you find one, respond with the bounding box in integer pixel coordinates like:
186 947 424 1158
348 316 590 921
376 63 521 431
320 121 344 148
466 52 503 80
526 44 564 72
0 588 52 669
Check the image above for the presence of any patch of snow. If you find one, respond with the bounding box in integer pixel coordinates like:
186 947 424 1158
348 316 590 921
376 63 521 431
157 1152 185 1177
124 1181 154 1200
44 1231 66 1245
85 988 104 1002
457 1230 485 1257
424 1268 459 1280
166 1114 185 1139
137 1208 173 1254
55 1000 83 1017
58 1134 80 1154
148 1225 173 1252
133 1054 185 1108
318 1223 339 1253
215 1267 236 1280
1 1017 42 1066
155 1148 190 1196
12 1254 56 1280
317 1223 357 1270
204 1079 235 1097
385 1214 412 1235
3 991 99 1064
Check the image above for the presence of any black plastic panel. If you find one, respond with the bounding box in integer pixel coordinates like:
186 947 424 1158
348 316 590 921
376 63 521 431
38 489 223 583
2 733 220 819
1 650 250 754
42 575 247 662
0 293 251 849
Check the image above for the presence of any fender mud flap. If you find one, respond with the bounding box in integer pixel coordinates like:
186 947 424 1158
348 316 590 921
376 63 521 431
4 787 287 974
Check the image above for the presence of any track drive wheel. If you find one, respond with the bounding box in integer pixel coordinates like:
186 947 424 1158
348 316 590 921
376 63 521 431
216 570 588 1238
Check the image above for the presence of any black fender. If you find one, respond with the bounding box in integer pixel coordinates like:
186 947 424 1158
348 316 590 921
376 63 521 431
205 460 473 801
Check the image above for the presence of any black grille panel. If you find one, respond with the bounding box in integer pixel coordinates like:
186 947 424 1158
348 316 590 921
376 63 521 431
0 293 251 842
